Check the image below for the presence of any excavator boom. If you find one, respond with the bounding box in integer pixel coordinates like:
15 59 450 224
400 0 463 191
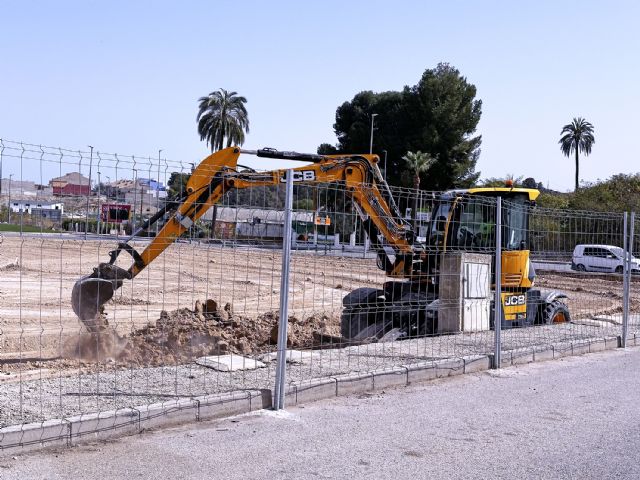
71 147 416 330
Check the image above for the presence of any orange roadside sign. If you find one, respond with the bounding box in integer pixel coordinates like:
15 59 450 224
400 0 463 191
314 216 331 226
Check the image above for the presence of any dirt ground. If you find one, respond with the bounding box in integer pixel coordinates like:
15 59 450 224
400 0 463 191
0 235 637 366
0 235 379 357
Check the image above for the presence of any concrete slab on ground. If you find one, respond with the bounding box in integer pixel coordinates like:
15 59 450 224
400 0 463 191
259 350 316 364
592 314 623 324
574 316 621 327
195 355 266 372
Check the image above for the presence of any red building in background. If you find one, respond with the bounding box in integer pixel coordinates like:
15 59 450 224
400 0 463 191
50 172 90 196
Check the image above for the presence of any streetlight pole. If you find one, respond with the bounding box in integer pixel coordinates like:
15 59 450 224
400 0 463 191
382 149 388 181
363 113 378 258
8 174 13 224
369 113 378 154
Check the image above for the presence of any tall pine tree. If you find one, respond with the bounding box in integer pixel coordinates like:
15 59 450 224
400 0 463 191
319 63 482 190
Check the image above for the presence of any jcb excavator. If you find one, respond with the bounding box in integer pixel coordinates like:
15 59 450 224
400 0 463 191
72 147 569 339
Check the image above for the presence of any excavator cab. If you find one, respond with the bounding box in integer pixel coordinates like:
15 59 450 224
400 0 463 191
427 188 537 253
423 187 570 328
341 185 570 340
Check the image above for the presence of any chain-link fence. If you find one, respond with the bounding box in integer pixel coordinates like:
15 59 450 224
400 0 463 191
0 139 636 451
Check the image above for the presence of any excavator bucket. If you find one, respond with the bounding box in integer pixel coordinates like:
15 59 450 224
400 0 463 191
71 264 129 332
71 277 115 331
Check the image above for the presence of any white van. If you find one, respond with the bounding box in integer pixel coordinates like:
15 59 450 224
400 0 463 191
572 244 640 273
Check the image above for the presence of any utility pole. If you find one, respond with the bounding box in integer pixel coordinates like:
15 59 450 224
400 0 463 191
8 174 13 224
363 113 378 257
97 171 101 235
140 183 144 228
382 149 388 181
105 176 111 234
369 113 378 154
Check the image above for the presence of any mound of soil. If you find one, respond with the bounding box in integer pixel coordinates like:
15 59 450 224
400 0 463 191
67 299 339 366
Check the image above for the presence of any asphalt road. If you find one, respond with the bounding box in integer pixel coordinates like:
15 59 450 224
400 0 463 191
3 347 640 479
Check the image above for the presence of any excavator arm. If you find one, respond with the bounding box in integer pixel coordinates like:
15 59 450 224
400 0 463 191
71 147 417 330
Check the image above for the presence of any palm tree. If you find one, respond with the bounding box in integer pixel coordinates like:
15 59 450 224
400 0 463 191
402 150 436 228
197 89 249 151
559 117 595 192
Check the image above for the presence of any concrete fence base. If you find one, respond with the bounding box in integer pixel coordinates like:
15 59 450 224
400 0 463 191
0 334 626 456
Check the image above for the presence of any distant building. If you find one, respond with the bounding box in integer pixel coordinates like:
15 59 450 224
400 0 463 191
138 178 167 195
202 206 314 240
8 200 64 221
0 178 39 196
109 178 166 214
50 172 90 196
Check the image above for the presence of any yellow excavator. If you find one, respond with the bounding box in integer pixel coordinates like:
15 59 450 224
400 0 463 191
72 147 569 338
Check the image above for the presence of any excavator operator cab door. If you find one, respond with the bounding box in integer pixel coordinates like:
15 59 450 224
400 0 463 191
428 199 452 249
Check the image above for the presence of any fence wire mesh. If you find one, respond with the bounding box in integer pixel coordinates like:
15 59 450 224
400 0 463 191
0 138 635 449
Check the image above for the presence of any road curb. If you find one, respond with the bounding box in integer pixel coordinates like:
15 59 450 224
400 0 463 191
0 390 270 456
67 408 140 445
0 419 70 453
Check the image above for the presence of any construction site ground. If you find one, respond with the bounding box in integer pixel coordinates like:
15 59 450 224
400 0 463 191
1 235 639 427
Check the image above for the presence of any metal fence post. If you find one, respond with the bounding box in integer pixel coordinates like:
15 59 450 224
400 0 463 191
493 196 502 368
631 212 636 328
273 169 294 410
623 212 635 347
622 212 629 347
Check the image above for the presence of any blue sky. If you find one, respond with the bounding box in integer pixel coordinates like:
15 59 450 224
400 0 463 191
1 0 638 191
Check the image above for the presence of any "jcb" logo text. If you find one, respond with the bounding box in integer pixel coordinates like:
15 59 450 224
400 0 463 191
504 294 526 306
280 171 316 182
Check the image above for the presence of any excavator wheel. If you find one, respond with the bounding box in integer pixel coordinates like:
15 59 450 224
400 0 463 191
543 300 571 325
340 308 372 340
340 287 437 341
341 288 385 340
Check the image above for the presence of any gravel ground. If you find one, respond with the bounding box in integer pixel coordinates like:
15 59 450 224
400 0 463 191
1 320 632 428
2 233 639 429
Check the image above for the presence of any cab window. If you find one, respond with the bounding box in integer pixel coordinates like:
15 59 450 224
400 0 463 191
455 199 495 249
429 201 451 244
